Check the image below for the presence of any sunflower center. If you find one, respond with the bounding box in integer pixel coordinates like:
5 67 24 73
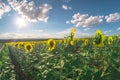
50 41 54 48
26 45 31 50
95 33 102 44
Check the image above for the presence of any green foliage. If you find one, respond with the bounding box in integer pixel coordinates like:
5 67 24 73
0 35 120 80
0 45 16 80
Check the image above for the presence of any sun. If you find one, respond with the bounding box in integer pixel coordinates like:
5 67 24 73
16 18 26 28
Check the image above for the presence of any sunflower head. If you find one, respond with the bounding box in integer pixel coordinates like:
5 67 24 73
71 28 76 33
108 36 113 45
24 43 33 53
64 39 66 44
93 30 105 47
70 40 74 45
84 39 88 45
64 39 67 44
48 39 56 51
71 28 76 37
17 42 23 49
64 38 69 44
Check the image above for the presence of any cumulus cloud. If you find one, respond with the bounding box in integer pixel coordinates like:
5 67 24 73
56 28 91 38
105 13 120 23
62 4 71 10
0 33 26 39
0 32 50 39
63 0 71 3
0 1 11 19
70 13 103 27
33 29 43 33
83 28 90 31
8 0 52 22
117 27 120 31
57 28 71 35
0 32 45 39
75 31 91 38
66 21 70 24
0 28 91 39
104 30 112 34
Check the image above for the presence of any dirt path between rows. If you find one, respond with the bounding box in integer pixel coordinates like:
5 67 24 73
8 47 34 80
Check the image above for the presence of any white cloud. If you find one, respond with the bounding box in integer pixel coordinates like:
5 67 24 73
33 29 43 33
70 13 103 27
66 21 70 24
62 4 71 10
0 33 27 39
63 0 71 3
0 32 46 39
104 30 112 34
0 32 54 39
56 28 91 38
117 27 120 31
8 0 52 22
0 1 11 19
75 31 90 38
57 28 71 35
83 28 90 31
0 28 91 39
105 13 120 23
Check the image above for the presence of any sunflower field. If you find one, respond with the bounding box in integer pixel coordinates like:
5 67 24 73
0 29 120 80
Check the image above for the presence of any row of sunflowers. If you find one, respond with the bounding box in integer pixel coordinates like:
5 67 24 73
0 44 16 80
0 28 119 80
6 28 116 53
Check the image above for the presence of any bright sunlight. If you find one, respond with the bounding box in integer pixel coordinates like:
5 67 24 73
15 17 26 28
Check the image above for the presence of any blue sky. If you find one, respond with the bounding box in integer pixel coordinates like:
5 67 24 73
0 0 120 39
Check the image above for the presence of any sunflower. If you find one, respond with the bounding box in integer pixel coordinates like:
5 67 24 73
84 39 88 45
12 42 17 47
108 36 113 45
17 42 23 49
47 39 56 51
24 43 33 53
64 38 69 44
64 38 67 44
71 28 76 35
93 30 105 47
70 40 74 45
70 28 76 45
58 40 63 43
